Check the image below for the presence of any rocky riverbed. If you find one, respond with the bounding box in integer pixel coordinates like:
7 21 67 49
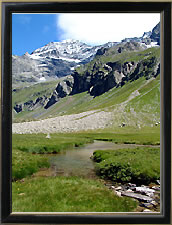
104 180 160 212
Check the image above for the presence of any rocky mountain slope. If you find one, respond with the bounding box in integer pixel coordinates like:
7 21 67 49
12 40 117 87
12 23 160 87
13 45 160 122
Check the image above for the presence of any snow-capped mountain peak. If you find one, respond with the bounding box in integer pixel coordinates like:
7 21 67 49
12 22 160 87
29 39 99 63
12 39 106 85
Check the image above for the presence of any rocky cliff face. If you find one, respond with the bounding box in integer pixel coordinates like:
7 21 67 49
71 42 160 97
71 59 160 97
13 75 74 113
12 40 117 87
44 76 74 109
150 22 160 45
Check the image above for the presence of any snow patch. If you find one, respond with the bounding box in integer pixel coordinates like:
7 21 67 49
142 42 159 49
38 64 47 67
29 54 42 60
58 56 81 63
146 42 159 48
39 77 46 82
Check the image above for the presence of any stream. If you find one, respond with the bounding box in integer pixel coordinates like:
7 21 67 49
48 141 154 179
33 140 160 212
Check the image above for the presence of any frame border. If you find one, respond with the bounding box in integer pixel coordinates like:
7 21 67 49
1 1 171 224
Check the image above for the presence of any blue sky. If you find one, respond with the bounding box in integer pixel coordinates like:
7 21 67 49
12 14 62 55
12 13 160 56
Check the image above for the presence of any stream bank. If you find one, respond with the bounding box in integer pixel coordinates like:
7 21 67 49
31 140 160 212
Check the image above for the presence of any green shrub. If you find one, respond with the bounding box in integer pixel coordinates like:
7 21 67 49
93 147 160 184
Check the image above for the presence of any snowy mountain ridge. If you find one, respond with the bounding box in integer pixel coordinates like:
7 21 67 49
12 22 160 87
30 39 99 62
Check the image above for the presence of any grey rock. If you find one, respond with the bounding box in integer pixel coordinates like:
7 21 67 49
96 47 108 56
143 209 153 212
14 104 22 113
156 180 160 185
71 44 160 97
146 192 155 198
115 186 122 191
103 64 112 72
150 201 158 206
152 186 160 191
135 187 155 194
128 183 137 187
114 191 122 197
56 79 74 98
150 22 160 44
121 122 126 127
16 95 48 113
140 202 154 209
44 91 59 109
24 100 34 108
44 76 74 109
121 192 153 202
126 189 133 192
110 186 115 189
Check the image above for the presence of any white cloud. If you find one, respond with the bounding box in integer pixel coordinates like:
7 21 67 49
57 13 160 45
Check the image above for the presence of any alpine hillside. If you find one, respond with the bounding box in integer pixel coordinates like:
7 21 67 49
12 22 160 132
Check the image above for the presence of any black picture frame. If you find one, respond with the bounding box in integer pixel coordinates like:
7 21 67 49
1 1 171 224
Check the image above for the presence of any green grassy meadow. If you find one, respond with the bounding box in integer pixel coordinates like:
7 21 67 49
12 133 93 154
12 176 137 212
12 126 160 212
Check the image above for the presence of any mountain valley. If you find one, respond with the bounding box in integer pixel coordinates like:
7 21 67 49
12 19 161 213
12 22 160 132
